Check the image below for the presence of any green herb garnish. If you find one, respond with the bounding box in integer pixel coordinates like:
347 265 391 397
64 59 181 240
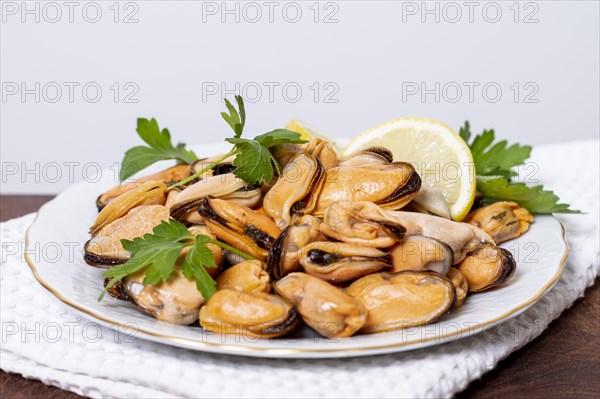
460 121 579 214
170 95 307 188
99 219 256 301
119 118 198 182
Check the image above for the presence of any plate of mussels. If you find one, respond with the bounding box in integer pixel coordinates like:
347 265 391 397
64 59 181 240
25 99 571 358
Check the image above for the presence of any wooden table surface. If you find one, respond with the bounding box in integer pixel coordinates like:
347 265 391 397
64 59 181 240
1 194 598 398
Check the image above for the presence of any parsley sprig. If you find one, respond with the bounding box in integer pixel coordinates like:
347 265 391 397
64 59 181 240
170 95 307 188
99 219 256 301
460 121 579 214
118 96 306 186
119 118 198 182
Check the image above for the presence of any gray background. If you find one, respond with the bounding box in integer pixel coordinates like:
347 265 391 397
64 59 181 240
1 0 599 194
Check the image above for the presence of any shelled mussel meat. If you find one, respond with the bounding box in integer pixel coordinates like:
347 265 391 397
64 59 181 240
456 243 516 292
299 241 391 283
274 272 367 338
266 215 324 280
320 201 405 248
199 289 300 338
197 197 281 260
347 271 456 333
84 205 170 267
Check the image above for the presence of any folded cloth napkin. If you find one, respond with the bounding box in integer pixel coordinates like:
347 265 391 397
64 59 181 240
1 140 599 398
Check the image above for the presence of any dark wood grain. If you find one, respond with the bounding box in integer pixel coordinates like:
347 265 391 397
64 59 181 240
1 195 598 399
0 195 54 223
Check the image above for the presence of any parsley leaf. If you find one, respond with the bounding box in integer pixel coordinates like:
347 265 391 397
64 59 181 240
226 138 280 183
181 236 218 299
253 129 308 148
460 121 579 214
221 95 246 138
459 120 471 143
477 177 581 214
173 96 308 188
460 122 531 177
225 129 307 184
119 118 198 182
99 219 217 301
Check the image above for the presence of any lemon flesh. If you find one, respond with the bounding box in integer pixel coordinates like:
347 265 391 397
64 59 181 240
342 117 476 221
285 119 342 152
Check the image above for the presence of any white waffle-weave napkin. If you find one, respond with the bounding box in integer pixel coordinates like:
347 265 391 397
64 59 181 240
1 140 598 398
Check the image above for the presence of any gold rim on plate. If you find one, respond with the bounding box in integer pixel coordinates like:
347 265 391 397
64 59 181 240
24 202 569 356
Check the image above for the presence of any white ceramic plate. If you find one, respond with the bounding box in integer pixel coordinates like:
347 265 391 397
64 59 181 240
25 142 568 358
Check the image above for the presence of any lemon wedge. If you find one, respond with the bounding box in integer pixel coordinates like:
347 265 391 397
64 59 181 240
285 119 342 152
342 117 476 221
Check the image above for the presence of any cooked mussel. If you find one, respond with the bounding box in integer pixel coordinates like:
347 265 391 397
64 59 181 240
170 173 261 222
84 205 170 267
464 201 534 244
96 164 190 211
302 138 339 168
447 268 468 308
456 243 516 292
266 215 324 280
386 211 483 264
274 273 367 338
339 146 393 167
271 143 302 169
263 153 326 228
199 289 300 338
197 197 281 260
299 241 391 283
216 260 271 293
90 181 167 235
313 162 421 217
124 268 204 325
389 235 453 275
320 201 406 247
346 271 456 333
